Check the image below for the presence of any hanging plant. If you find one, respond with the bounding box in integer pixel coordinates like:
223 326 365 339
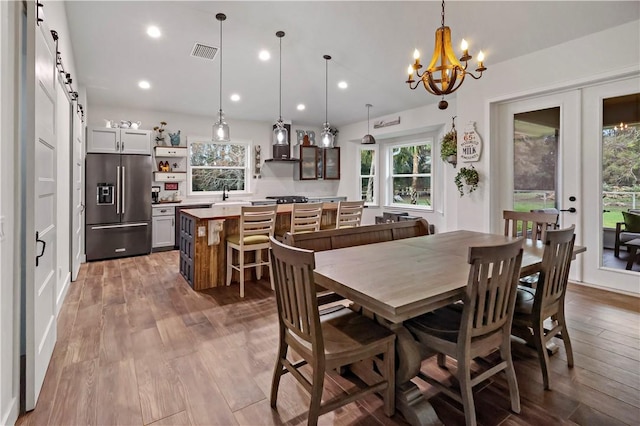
440 116 457 166
454 166 479 196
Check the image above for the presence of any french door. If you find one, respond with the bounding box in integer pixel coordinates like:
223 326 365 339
497 77 640 293
496 91 582 282
582 77 640 294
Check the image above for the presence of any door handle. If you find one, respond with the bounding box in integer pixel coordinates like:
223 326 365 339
116 141 120 151
36 231 46 267
116 166 121 214
121 166 126 214
80 203 85 213
560 207 577 213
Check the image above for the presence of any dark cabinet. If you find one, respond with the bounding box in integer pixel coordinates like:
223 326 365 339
295 146 340 180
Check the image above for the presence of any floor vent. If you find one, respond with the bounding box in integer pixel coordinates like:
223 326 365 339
191 43 218 60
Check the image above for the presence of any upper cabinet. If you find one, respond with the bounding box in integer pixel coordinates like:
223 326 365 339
294 146 340 180
88 127 151 155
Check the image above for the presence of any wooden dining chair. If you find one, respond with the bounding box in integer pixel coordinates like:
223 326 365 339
406 238 525 426
503 210 559 241
336 200 364 229
226 205 277 298
268 236 396 426
290 202 323 234
512 226 576 390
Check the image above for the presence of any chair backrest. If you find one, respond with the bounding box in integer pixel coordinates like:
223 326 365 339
239 205 278 243
269 236 323 355
336 200 364 228
503 210 559 241
460 238 524 341
535 226 576 314
291 202 323 234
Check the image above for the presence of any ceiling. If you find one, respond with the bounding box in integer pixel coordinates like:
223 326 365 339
65 1 640 127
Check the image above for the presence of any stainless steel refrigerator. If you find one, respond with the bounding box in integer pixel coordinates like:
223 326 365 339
85 153 152 261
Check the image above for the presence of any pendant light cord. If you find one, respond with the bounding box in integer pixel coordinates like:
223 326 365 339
367 105 371 133
219 16 223 117
441 0 445 28
278 35 282 121
325 57 328 124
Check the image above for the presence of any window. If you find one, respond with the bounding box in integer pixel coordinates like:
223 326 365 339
359 146 378 206
188 139 250 195
387 140 432 208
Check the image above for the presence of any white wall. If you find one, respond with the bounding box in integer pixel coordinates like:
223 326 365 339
336 100 458 230
455 20 640 233
88 105 340 201
0 1 20 424
338 20 640 233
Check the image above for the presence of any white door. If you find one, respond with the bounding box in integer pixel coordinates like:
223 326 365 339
71 107 84 280
582 76 640 294
496 91 582 281
27 18 57 410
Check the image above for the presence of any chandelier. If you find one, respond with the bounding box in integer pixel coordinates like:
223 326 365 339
320 55 334 148
273 31 288 146
406 0 487 110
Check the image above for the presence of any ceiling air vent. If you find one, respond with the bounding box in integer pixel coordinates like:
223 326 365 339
191 43 218 61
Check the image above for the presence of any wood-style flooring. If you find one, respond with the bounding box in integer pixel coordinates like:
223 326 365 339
16 251 640 426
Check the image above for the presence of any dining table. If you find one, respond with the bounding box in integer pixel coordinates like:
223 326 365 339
313 230 586 426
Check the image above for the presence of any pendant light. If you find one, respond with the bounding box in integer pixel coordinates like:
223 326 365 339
361 104 376 144
320 55 334 148
213 13 230 142
272 31 288 146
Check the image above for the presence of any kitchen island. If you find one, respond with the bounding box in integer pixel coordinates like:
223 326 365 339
179 203 338 290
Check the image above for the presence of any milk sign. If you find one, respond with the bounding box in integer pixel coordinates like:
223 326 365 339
461 121 482 162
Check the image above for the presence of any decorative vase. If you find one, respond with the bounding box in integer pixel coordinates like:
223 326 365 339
169 130 181 146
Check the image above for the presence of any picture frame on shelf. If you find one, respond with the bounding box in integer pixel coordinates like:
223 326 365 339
164 182 178 191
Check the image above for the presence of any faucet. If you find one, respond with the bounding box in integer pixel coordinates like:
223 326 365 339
222 185 229 201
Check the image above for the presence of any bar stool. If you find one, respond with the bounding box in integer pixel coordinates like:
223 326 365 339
226 205 277 297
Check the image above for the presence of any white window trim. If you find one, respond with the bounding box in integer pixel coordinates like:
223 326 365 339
358 145 379 207
385 138 434 211
186 136 252 196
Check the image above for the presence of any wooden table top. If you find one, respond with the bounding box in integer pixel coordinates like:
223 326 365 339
313 230 586 324
181 202 339 220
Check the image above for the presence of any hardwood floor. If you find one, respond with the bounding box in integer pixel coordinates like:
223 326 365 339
17 251 640 426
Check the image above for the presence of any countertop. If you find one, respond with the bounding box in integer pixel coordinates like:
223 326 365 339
181 202 339 220
152 200 213 208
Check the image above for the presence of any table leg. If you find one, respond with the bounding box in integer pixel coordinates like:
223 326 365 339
391 325 443 426
625 246 639 270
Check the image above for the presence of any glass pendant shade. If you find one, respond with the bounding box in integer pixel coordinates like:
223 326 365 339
273 119 288 145
320 122 334 148
213 111 230 142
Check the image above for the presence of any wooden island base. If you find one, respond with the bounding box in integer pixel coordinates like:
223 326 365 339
178 203 338 290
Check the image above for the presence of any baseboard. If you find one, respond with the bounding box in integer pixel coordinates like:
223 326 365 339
55 272 71 315
0 395 19 426
569 280 640 298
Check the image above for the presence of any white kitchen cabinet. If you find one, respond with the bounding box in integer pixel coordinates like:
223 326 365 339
153 172 186 182
154 146 187 157
88 127 151 154
152 206 175 248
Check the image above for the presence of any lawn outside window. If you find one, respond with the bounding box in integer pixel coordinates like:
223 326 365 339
387 139 433 209
188 138 250 196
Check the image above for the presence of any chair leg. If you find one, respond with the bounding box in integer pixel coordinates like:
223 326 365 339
270 338 288 408
533 323 552 390
239 250 245 298
268 257 275 291
255 249 263 280
557 309 574 368
226 244 233 286
457 358 477 426
383 342 396 417
307 362 325 426
437 353 447 369
500 339 521 414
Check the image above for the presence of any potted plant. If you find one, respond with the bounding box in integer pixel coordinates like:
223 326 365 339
440 129 457 166
454 166 479 196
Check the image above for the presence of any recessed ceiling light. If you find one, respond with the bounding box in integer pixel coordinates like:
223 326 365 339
297 104 305 111
138 80 151 89
146 26 161 38
230 93 240 102
338 81 348 89
259 50 270 61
